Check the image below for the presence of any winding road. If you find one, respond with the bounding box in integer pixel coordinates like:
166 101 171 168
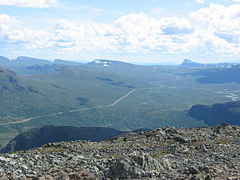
0 88 149 126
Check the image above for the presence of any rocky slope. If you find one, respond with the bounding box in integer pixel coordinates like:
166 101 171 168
0 124 239 179
1 126 150 153
0 126 129 153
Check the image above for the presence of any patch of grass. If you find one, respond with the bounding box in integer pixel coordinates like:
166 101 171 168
215 137 234 145
36 147 67 154
151 150 168 158
190 140 208 146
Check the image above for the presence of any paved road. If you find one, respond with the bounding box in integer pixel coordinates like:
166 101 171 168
0 88 147 126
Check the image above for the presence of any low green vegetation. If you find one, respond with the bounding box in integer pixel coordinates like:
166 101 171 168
1 60 240 147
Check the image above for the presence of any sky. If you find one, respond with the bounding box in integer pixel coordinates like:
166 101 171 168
0 0 240 64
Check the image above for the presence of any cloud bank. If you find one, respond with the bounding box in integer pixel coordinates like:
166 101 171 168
195 0 205 4
0 3 240 61
0 0 58 8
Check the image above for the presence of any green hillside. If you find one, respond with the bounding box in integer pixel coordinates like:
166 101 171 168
1 59 240 148
0 65 148 147
1 65 143 119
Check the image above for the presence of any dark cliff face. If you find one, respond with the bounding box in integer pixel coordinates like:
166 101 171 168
0 126 128 153
189 101 240 126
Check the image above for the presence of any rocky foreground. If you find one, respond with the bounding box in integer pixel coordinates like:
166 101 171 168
0 124 239 180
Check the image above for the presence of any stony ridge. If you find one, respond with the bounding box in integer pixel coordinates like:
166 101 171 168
0 124 239 180
1 126 129 153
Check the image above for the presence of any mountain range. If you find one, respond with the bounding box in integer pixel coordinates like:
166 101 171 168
1 55 240 150
0 56 82 67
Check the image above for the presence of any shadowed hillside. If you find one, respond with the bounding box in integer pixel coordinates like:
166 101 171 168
189 65 240 84
189 101 240 126
1 126 150 153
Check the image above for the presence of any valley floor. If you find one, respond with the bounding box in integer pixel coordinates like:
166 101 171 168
0 88 149 126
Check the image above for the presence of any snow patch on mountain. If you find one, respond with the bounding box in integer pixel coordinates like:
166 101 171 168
92 59 112 67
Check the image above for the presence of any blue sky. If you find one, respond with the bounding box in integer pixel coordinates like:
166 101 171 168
0 0 239 64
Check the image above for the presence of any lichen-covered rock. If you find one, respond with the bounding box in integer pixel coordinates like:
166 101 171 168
107 152 172 178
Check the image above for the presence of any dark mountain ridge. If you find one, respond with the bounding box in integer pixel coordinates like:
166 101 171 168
189 101 240 126
14 56 52 66
0 126 149 153
0 56 133 69
0 56 52 67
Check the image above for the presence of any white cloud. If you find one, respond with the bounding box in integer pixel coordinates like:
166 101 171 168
46 14 193 54
190 3 240 54
0 14 15 34
1 3 240 60
195 0 205 4
0 0 58 8
112 13 193 52
0 14 53 49
196 0 239 5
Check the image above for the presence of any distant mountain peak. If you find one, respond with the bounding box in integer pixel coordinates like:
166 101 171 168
16 56 27 60
181 59 238 68
181 59 204 67
10 56 52 66
182 59 195 64
16 56 43 61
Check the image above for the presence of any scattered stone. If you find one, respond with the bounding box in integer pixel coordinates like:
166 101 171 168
0 124 239 179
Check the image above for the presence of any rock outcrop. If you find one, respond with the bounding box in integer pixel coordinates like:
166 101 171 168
0 124 239 179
